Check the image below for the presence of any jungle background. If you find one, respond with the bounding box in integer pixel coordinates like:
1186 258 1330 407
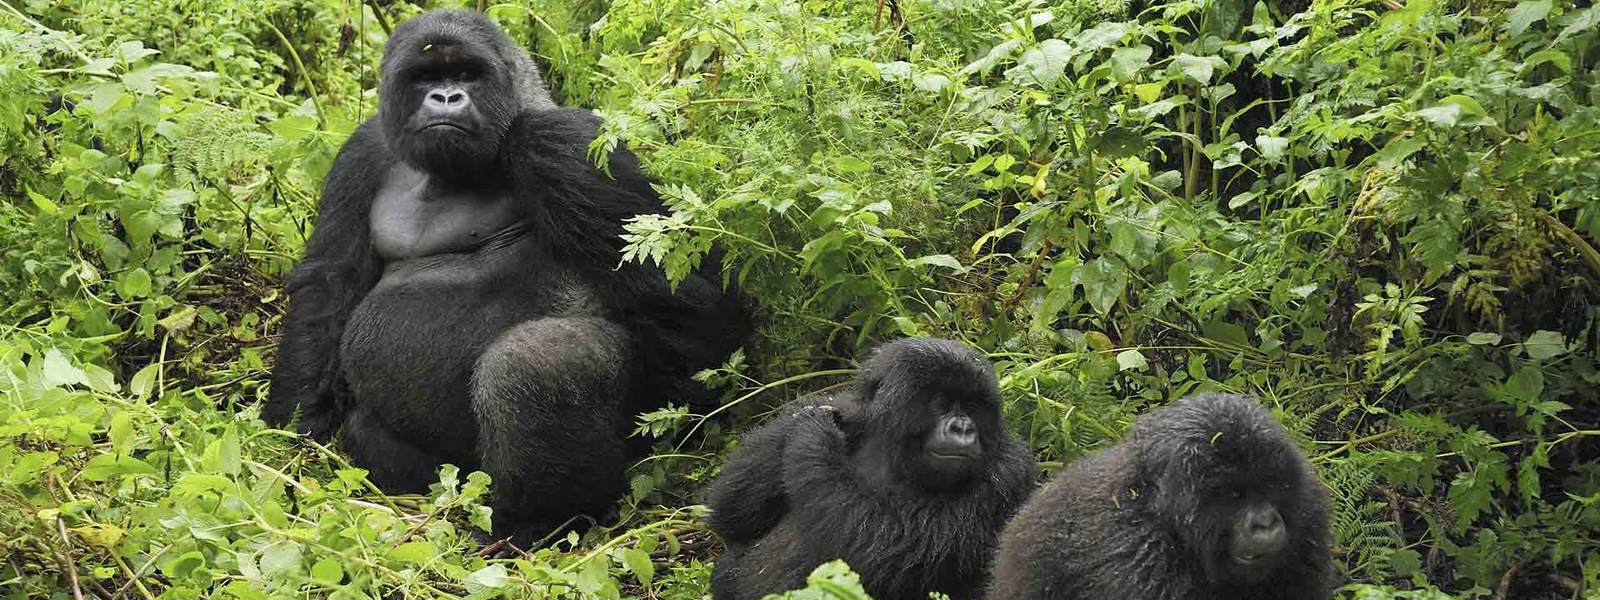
1 0 1598 598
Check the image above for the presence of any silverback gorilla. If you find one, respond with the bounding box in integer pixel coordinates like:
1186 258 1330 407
706 338 1036 600
988 393 1333 600
262 10 747 545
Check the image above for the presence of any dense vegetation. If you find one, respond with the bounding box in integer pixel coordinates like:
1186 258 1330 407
1 0 1597 598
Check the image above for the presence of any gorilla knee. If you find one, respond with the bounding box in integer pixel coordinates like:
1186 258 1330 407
471 317 630 408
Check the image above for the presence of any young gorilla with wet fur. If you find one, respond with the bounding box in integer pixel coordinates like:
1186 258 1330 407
263 10 747 546
707 338 1036 600
988 393 1333 600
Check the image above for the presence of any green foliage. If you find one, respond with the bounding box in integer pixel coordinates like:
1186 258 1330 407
2 0 1599 598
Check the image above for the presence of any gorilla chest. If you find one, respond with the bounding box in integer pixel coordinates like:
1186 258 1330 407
369 164 521 260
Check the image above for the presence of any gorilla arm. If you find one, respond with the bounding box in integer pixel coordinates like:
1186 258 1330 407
263 121 389 439
501 108 751 411
707 409 800 546
779 406 871 516
709 394 864 545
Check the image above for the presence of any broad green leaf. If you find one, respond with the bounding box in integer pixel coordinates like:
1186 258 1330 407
161 551 206 581
1014 39 1071 86
40 348 88 388
1116 349 1148 371
109 412 136 455
1522 330 1569 360
1133 81 1165 103
386 541 438 564
833 156 871 173
1171 54 1219 84
129 363 159 399
1371 135 1426 169
622 547 655 586
1084 331 1115 353
466 564 513 596
1109 45 1153 82
71 524 126 549
259 543 302 578
908 254 965 272
1077 21 1128 53
116 268 153 299
26 188 58 214
218 425 242 475
311 557 343 583
1074 258 1127 314
1506 0 1551 35
1466 332 1502 345
1255 135 1288 162
1413 104 1462 126
11 452 59 485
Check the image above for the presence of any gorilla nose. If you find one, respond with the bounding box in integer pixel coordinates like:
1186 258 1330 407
1239 506 1287 555
944 415 978 444
425 87 470 111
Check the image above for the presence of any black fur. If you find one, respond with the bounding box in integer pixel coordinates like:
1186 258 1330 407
987 393 1334 600
263 9 748 545
707 338 1036 600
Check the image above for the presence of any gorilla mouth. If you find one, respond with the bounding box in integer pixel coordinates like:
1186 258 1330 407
421 122 472 134
930 450 977 461
1232 553 1264 565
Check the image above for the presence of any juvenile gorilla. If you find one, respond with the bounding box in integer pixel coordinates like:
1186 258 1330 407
263 10 747 544
988 393 1333 600
707 338 1036 600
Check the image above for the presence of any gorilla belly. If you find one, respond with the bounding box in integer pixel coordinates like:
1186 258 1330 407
340 238 599 463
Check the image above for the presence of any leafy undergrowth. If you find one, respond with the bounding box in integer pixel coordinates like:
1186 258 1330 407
2 0 1599 599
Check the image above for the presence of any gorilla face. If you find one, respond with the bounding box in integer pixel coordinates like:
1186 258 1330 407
911 391 997 489
1190 474 1295 583
379 11 523 179
857 340 1006 492
1134 394 1323 587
